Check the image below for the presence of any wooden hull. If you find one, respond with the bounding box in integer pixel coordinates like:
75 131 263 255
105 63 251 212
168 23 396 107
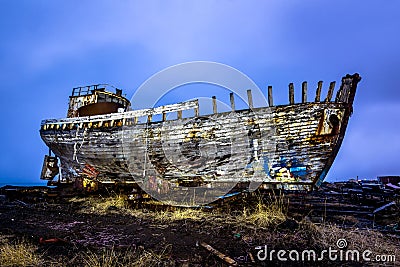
40 74 361 191
41 103 348 190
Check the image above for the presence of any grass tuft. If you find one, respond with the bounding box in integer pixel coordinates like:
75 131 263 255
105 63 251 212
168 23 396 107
154 208 205 222
82 245 172 267
0 239 43 267
240 194 287 228
72 193 132 215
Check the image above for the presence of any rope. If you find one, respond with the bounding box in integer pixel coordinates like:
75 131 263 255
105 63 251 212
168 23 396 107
73 125 88 164
143 124 148 177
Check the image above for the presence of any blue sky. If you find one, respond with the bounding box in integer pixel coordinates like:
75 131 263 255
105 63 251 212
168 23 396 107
0 0 399 185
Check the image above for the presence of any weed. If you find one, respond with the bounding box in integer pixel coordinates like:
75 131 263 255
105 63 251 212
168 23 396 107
82 245 173 267
0 239 43 267
154 208 205 222
239 193 287 228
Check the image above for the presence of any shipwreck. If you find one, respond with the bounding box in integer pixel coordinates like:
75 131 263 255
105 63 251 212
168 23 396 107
40 74 361 193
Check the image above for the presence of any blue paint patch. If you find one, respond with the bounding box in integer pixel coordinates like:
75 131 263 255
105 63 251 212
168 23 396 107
262 156 270 175
269 156 311 181
289 166 307 177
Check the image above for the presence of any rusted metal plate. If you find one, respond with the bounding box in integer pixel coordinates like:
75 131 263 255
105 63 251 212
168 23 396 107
40 155 59 180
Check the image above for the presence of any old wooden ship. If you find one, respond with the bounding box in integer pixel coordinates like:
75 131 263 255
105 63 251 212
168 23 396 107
40 74 361 193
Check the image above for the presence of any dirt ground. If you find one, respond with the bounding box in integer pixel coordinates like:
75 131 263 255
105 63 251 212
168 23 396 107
0 191 399 266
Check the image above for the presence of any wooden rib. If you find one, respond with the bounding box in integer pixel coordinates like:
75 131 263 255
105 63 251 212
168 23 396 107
268 85 273 107
289 83 295 104
302 81 308 103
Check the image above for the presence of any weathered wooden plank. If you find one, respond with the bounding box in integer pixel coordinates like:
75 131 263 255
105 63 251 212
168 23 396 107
230 93 235 111
247 89 253 109
200 242 238 266
41 74 362 189
315 81 323 102
326 81 336 102
212 96 217 114
289 83 295 104
41 99 199 126
268 86 273 107
302 81 307 103
42 102 346 185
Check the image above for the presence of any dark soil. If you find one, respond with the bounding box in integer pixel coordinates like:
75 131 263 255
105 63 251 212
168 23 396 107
0 190 399 266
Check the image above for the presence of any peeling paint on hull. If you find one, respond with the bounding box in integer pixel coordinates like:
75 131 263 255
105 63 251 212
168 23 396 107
40 74 361 191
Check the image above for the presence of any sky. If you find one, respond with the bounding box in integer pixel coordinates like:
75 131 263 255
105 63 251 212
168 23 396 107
0 0 399 185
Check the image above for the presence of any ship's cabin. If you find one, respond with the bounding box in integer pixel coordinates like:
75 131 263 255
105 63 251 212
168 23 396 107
67 84 131 118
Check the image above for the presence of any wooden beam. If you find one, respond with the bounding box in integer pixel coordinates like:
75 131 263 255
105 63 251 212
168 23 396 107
325 81 336 102
43 99 199 126
247 89 253 109
200 242 238 266
268 85 273 107
177 110 182 119
289 83 295 104
212 96 217 114
302 81 308 103
315 81 323 102
230 93 235 111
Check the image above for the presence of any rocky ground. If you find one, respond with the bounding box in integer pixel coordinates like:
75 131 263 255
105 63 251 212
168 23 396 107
0 189 399 266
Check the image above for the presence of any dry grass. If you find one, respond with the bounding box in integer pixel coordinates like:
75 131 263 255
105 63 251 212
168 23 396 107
94 194 128 211
66 194 398 264
0 234 173 267
154 208 206 223
130 246 173 267
83 248 119 267
1 193 399 266
82 246 172 267
0 238 43 267
71 193 137 215
238 194 287 228
319 223 398 256
150 193 288 227
292 219 399 259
